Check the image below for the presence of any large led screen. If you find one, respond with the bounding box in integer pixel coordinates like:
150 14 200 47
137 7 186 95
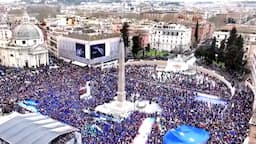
90 43 105 59
76 43 85 58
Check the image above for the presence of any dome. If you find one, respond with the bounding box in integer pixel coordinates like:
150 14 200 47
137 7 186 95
13 24 42 40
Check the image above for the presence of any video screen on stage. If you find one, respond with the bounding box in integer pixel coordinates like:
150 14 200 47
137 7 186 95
76 43 85 58
90 43 105 59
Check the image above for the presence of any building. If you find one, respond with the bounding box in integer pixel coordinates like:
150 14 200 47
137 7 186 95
149 23 192 52
247 111 256 144
251 48 256 86
0 24 12 46
58 33 120 65
184 20 213 43
0 24 49 68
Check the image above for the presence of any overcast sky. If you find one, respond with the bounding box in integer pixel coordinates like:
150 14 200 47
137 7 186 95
0 0 255 3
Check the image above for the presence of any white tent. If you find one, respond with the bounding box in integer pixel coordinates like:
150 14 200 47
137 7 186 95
0 112 81 144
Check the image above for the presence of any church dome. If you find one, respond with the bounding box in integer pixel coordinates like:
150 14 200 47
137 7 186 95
13 24 42 40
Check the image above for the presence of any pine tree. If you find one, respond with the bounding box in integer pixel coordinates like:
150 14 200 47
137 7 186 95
217 39 225 62
226 27 237 47
206 37 217 63
194 20 199 43
146 44 150 52
224 27 245 72
235 35 245 70
132 36 140 57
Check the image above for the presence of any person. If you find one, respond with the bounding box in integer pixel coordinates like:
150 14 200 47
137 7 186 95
0 57 253 143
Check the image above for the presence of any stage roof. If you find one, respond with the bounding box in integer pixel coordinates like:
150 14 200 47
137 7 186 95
0 112 77 144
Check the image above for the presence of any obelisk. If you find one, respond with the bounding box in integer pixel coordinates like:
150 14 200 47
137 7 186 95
117 39 126 106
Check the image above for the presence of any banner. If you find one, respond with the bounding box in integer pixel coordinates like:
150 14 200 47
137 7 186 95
18 101 38 113
133 117 155 144
80 81 91 100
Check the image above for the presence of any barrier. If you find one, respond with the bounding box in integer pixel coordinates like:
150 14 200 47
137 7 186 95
245 81 256 110
192 66 235 96
126 60 235 96
195 92 227 105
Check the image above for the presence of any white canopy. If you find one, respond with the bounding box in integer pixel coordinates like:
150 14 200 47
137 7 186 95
0 112 78 144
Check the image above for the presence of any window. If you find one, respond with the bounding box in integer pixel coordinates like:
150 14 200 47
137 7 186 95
10 54 14 57
217 35 220 38
22 41 26 44
171 32 174 36
34 40 37 44
176 32 179 36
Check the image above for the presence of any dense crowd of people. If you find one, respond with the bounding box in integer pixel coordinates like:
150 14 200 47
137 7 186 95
0 58 254 144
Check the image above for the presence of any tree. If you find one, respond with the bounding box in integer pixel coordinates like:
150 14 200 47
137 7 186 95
195 47 206 59
132 36 141 57
195 37 217 64
226 27 237 47
217 39 225 62
205 37 216 64
224 27 245 73
146 44 150 52
120 22 129 58
235 35 246 69
194 20 199 43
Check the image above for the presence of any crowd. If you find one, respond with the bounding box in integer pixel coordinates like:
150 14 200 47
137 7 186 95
0 58 253 144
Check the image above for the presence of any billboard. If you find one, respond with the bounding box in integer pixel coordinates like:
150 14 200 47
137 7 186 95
76 43 85 58
90 43 105 59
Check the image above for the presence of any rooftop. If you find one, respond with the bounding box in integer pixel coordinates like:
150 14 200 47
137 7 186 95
64 33 120 41
216 24 256 34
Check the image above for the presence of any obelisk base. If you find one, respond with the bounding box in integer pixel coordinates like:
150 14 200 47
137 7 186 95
95 100 135 118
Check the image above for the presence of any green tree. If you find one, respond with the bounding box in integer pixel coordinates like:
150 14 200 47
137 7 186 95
224 27 245 72
235 35 246 69
226 27 237 46
194 20 199 43
146 44 150 52
217 39 225 62
120 22 129 58
205 37 217 64
132 35 141 57
194 47 206 59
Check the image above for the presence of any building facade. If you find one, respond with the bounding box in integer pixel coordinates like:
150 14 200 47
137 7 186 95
0 24 49 68
149 23 192 52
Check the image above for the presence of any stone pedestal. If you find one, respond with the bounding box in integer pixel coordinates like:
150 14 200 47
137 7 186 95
95 100 162 118
95 100 135 118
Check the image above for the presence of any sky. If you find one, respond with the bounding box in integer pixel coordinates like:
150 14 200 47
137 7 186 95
0 0 255 3
165 0 255 1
